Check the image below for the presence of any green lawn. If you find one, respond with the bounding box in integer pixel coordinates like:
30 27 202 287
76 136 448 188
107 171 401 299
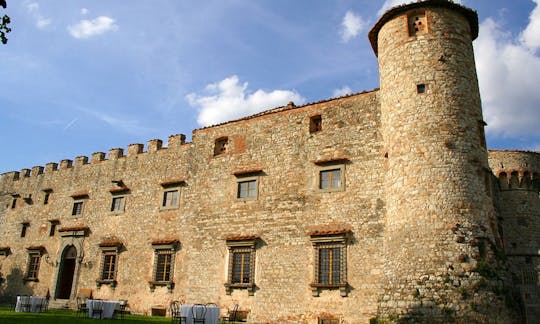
0 306 171 324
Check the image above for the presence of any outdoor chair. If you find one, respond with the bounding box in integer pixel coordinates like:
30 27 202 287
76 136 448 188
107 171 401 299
19 295 31 312
191 303 207 324
169 301 186 324
114 300 128 320
37 297 49 312
221 304 238 323
76 297 88 318
91 300 103 319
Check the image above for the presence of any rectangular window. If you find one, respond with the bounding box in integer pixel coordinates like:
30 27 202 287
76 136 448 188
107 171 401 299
72 201 84 216
237 180 257 199
320 169 341 189
101 253 117 281
408 11 427 36
43 192 50 205
149 241 178 292
21 223 29 238
11 198 17 209
310 232 349 297
416 83 426 94
49 222 58 237
310 115 322 133
26 252 41 281
225 237 258 296
318 247 341 284
111 196 126 213
162 190 179 208
155 251 172 282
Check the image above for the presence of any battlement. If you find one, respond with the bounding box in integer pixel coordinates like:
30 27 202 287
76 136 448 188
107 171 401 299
488 150 540 191
1 134 188 180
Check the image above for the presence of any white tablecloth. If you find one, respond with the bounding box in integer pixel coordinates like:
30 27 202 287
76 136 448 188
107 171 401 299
87 299 121 319
15 296 46 313
181 304 219 324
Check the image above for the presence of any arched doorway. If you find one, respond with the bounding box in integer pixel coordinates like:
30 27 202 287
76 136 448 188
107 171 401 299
56 245 77 299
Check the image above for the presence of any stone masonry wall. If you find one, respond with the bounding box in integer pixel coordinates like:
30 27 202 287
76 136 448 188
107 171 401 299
0 91 386 323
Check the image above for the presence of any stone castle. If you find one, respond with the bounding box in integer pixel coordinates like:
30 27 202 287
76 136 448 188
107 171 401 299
0 1 539 322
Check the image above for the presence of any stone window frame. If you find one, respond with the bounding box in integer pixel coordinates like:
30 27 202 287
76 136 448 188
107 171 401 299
316 163 346 193
149 241 179 292
24 246 45 282
159 181 184 211
310 233 349 297
225 237 258 296
96 243 122 289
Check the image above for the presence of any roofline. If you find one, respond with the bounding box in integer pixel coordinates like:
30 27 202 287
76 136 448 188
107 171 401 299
194 88 379 132
368 0 479 56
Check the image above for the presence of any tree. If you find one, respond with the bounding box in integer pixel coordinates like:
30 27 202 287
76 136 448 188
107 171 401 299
1 0 11 44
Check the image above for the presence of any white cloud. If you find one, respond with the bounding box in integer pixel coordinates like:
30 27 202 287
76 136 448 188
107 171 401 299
187 75 305 127
377 0 462 16
25 2 52 29
333 86 353 97
68 16 118 39
81 8 89 15
474 3 540 141
340 11 366 43
520 0 540 52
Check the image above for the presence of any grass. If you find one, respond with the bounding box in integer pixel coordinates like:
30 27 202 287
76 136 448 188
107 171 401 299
0 306 171 324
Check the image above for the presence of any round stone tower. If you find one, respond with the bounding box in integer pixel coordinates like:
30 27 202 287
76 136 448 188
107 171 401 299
369 0 514 321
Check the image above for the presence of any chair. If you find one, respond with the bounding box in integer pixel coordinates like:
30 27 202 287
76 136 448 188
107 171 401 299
76 297 88 318
221 304 238 323
169 301 186 324
37 297 49 312
191 304 207 324
91 300 104 319
114 300 128 320
19 295 32 312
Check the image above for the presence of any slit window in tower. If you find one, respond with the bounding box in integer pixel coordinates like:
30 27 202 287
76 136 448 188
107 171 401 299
408 11 427 36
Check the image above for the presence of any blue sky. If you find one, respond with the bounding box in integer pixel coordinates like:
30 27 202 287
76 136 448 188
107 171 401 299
1 0 539 174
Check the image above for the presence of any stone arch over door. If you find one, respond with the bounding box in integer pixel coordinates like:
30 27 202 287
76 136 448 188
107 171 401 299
51 228 88 300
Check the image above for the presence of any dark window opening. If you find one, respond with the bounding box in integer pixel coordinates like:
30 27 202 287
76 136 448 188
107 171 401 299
214 137 229 156
49 222 58 237
21 223 29 238
232 251 251 284
72 201 84 216
318 247 341 284
310 115 322 133
26 252 41 280
11 198 17 209
417 83 426 94
43 192 50 205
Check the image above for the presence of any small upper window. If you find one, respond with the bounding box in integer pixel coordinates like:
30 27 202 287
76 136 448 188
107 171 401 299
162 189 179 209
236 176 259 201
417 83 426 94
72 201 84 216
408 11 427 36
310 115 322 133
320 169 341 190
214 137 229 156
42 189 52 205
21 222 30 238
315 160 347 193
49 221 59 237
11 198 17 209
111 196 126 213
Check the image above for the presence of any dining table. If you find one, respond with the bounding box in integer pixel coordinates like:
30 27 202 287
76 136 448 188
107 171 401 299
87 299 121 319
180 304 220 324
15 296 47 313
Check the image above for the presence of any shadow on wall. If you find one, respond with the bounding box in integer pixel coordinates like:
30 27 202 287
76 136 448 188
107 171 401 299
0 267 34 304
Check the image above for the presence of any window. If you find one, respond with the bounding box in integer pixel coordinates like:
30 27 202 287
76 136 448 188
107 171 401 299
310 115 322 133
43 192 50 204
318 165 345 193
111 196 126 213
214 137 229 156
408 11 427 36
417 83 426 94
225 236 258 295
21 223 30 238
72 201 84 216
237 179 257 200
310 232 349 297
49 221 59 237
162 189 179 209
97 243 122 288
149 241 179 292
11 198 17 209
25 248 44 282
